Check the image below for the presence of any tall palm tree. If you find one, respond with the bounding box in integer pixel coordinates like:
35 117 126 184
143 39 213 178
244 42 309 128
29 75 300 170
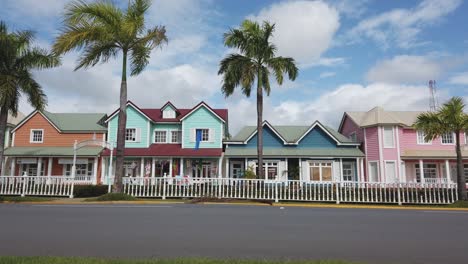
53 0 167 192
414 97 468 201
0 21 60 175
218 20 298 179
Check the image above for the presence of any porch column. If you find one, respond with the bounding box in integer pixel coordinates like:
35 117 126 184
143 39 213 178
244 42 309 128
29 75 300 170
339 158 343 182
180 158 185 177
47 158 52 176
1 157 6 176
100 157 105 184
151 157 155 177
244 158 248 171
299 158 302 181
355 158 360 182
93 157 98 185
225 158 229 178
285 158 288 181
419 159 425 183
140 157 144 177
360 158 364 182
445 159 451 183
218 157 223 178
37 157 42 176
169 157 174 177
10 158 15 176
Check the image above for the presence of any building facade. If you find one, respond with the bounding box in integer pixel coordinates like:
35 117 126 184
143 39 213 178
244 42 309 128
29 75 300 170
339 106 468 185
224 121 364 182
2 111 107 184
101 101 228 182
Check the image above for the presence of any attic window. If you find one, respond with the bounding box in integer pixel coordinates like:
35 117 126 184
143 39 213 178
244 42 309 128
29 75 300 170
162 109 176 119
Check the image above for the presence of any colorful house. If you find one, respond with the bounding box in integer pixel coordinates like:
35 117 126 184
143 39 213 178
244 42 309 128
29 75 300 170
223 121 364 182
339 107 468 185
2 111 107 184
102 101 228 181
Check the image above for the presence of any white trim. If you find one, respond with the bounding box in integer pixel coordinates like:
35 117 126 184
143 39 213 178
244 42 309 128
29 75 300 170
378 126 385 181
93 157 98 185
47 157 52 176
382 126 395 148
153 129 168 143
384 160 397 183
29 129 44 143
416 130 432 145
181 121 185 148
169 130 182 144
295 121 360 146
147 120 150 147
220 122 223 148
151 157 155 177
11 110 61 133
179 102 226 123
368 160 379 182
339 158 343 181
244 121 288 144
395 126 401 181
11 132 15 147
104 101 153 123
364 128 368 179
125 127 138 142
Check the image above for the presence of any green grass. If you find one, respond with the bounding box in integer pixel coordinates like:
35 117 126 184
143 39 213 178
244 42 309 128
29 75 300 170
446 200 468 208
0 196 56 203
85 193 136 202
0 257 362 264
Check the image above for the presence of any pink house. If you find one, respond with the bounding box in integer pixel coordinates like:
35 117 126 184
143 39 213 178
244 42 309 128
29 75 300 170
338 107 468 185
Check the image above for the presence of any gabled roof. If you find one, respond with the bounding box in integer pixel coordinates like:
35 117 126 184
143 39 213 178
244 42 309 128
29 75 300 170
225 147 364 157
106 101 228 123
226 120 359 146
339 106 424 130
161 101 178 112
105 101 153 123
12 110 107 133
4 146 103 157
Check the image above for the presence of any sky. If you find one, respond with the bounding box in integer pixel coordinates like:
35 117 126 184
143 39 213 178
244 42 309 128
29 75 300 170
2 0 468 135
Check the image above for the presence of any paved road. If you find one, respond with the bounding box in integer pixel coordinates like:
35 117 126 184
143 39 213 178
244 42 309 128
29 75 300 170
0 204 467 264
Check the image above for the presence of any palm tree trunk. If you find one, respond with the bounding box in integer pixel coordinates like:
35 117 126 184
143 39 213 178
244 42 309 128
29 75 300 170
0 107 8 175
113 50 128 193
455 130 467 200
257 74 263 179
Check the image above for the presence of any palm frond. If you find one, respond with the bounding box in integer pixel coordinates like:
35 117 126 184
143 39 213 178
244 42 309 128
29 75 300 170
129 43 150 76
16 70 47 111
219 54 256 97
266 57 298 85
75 42 119 70
16 47 61 70
64 0 123 30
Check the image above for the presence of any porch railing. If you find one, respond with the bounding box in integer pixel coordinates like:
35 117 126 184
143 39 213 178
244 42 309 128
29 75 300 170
0 176 75 198
122 177 458 205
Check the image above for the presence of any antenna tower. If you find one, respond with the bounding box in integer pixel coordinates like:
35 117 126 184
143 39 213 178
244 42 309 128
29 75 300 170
428 80 438 111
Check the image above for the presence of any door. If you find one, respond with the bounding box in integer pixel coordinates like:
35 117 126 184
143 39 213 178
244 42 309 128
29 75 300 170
369 162 379 182
385 161 397 183
230 161 244 178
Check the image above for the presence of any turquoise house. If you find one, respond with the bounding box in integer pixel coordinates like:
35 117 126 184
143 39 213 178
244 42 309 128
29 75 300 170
224 121 365 182
103 101 228 180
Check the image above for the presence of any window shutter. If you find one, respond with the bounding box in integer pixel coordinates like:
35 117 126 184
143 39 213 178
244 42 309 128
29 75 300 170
190 128 195 142
209 129 215 142
136 128 141 142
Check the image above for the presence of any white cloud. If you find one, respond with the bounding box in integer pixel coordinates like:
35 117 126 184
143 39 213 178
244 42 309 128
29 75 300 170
319 72 336 79
349 0 462 48
366 55 441 83
249 0 340 66
332 0 369 19
449 72 468 85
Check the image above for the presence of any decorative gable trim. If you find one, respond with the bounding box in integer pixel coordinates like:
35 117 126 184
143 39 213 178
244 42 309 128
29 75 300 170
296 121 359 146
179 101 226 123
338 112 359 132
161 101 178 112
104 101 152 123
243 121 289 145
11 110 61 133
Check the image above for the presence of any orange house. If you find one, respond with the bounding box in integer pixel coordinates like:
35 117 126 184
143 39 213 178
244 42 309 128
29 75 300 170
3 111 107 184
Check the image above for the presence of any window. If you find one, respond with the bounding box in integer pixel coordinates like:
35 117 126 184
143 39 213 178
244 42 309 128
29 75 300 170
154 130 167 143
349 132 357 142
309 161 333 182
171 130 182 143
254 161 279 180
463 164 468 183
415 163 437 183
417 130 431 144
342 162 355 181
162 109 176 119
383 126 394 148
30 129 43 143
441 133 454 144
125 128 137 142
64 162 93 177
369 162 379 182
196 128 210 142
385 161 397 183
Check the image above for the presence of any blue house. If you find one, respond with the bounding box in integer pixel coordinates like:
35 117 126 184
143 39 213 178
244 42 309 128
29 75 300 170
224 121 365 182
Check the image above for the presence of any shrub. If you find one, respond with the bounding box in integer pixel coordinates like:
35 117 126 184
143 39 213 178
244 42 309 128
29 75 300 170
0 196 4 203
73 185 109 198
244 165 257 179
87 193 136 201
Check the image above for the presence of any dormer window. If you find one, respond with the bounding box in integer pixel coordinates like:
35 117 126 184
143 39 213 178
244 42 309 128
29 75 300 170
30 129 44 143
162 109 176 119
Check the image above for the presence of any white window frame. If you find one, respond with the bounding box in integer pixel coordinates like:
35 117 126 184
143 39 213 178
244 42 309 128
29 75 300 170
29 129 44 143
154 130 168 143
170 130 182 143
253 160 280 180
368 161 379 182
384 160 397 183
125 128 137 142
342 161 356 181
415 163 438 182
63 162 93 177
196 128 210 142
441 132 455 145
383 126 395 148
162 109 176 119
308 161 333 182
416 130 432 145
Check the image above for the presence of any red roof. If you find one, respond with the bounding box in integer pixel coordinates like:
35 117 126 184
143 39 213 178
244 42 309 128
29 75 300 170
106 101 228 123
102 144 222 157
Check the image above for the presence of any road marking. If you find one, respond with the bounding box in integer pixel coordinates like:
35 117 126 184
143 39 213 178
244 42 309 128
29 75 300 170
31 205 173 208
422 210 468 214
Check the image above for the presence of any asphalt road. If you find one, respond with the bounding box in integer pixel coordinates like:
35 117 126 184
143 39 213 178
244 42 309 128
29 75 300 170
0 203 467 264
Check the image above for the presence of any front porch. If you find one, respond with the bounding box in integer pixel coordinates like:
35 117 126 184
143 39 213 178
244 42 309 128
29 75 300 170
402 159 468 184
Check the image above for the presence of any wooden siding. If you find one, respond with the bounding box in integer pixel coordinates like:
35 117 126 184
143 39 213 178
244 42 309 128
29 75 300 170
296 127 338 148
365 127 380 161
400 128 464 152
13 112 104 147
108 106 149 148
183 106 223 149
243 126 284 148
340 115 364 142
150 123 182 143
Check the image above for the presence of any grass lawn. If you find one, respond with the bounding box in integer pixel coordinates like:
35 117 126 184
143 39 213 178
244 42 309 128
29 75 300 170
0 196 56 203
0 257 362 264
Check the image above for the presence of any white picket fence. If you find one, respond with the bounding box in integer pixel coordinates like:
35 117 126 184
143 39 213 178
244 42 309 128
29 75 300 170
0 176 75 197
122 177 459 205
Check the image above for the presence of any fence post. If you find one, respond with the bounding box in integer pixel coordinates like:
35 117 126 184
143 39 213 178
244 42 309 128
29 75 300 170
21 173 27 197
397 181 402 206
69 175 75 198
335 182 340 204
274 181 279 203
162 173 167 200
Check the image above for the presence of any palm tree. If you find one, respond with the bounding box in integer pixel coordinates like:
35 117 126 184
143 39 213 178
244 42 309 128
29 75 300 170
218 20 298 179
53 0 167 192
0 21 60 175
414 97 468 201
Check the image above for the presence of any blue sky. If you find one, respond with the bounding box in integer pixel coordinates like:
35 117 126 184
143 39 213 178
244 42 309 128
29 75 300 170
2 0 468 134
